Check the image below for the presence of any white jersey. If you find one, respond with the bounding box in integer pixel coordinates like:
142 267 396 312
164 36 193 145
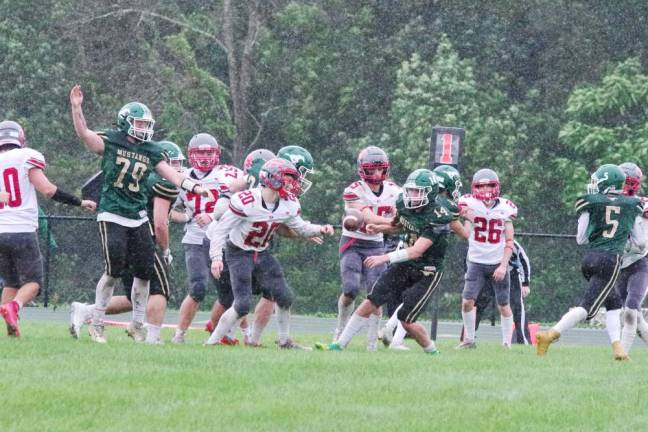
176 165 244 245
459 195 518 265
622 197 648 268
208 187 322 259
0 148 46 233
342 180 400 241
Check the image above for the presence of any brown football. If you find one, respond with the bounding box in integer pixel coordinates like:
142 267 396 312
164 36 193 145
342 208 364 231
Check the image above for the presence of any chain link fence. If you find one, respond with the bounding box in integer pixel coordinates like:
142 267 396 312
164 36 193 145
38 215 584 326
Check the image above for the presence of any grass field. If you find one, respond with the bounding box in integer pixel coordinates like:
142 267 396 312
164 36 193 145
1 322 648 432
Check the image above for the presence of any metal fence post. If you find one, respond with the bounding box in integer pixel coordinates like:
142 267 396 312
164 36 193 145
44 215 51 308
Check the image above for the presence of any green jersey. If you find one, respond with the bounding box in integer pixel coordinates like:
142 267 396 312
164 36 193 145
395 193 459 270
97 130 169 220
575 193 643 254
144 173 180 227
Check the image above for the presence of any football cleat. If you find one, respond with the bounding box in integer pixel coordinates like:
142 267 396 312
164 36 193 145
204 321 215 334
126 321 146 343
535 329 560 356
612 341 629 361
171 330 186 344
277 338 313 351
425 349 440 355
220 335 240 346
244 340 264 348
69 302 90 339
367 342 378 352
378 327 393 347
455 341 477 350
0 300 20 337
89 324 107 344
389 344 411 351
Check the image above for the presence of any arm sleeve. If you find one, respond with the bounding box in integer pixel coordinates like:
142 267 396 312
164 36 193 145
207 210 239 261
576 212 590 245
212 197 231 221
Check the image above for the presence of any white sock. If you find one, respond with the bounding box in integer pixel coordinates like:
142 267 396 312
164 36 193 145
336 297 354 338
605 308 622 344
226 326 237 339
637 311 648 343
206 307 240 344
277 307 290 344
366 313 380 349
146 324 161 343
501 314 513 345
462 308 476 342
174 328 186 338
84 304 95 323
241 324 251 338
337 313 369 348
554 306 587 334
621 308 638 352
423 341 437 353
385 305 402 335
249 322 264 344
391 322 407 347
92 274 117 326
131 278 150 324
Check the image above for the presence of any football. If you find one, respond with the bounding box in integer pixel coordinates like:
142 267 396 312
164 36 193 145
342 208 364 231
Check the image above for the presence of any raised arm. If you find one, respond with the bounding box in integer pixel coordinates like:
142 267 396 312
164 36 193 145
69 85 105 154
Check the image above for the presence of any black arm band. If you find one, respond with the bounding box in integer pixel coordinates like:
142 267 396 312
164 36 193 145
52 188 82 206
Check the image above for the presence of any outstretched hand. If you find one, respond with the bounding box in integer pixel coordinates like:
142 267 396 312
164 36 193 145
364 255 389 268
81 200 96 212
70 85 84 107
320 224 335 236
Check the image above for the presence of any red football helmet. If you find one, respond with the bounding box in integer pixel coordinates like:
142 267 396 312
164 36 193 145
188 133 220 172
0 120 26 149
619 162 643 196
259 158 301 199
357 146 390 185
471 168 500 202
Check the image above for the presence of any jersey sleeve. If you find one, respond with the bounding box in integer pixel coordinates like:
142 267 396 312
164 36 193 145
503 198 518 221
575 194 592 216
152 178 179 202
148 142 170 167
228 192 248 217
342 183 362 203
23 149 46 170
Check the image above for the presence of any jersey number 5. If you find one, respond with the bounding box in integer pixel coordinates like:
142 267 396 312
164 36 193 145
602 205 620 238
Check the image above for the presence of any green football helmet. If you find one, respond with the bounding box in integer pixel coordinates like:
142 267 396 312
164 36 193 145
244 149 275 185
117 102 155 141
587 164 626 195
433 165 462 201
158 140 185 172
277 145 314 195
403 169 440 209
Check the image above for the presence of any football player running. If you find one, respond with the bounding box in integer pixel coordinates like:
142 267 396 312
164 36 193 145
610 163 648 355
170 133 247 344
70 85 208 343
318 169 468 354
335 146 400 351
536 164 644 360
380 164 462 350
69 141 184 344
206 158 334 348
0 120 95 337
456 168 517 349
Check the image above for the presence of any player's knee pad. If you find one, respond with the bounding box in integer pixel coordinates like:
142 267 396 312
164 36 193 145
189 284 207 302
274 289 294 310
233 296 251 316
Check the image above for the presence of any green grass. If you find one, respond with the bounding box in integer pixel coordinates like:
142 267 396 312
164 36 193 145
1 323 648 432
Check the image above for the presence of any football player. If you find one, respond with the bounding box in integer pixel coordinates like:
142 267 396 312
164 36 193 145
380 164 462 350
0 120 95 337
318 169 468 353
335 146 400 351
612 162 648 354
206 158 334 348
456 168 517 349
536 164 644 360
170 133 247 344
70 85 208 343
69 141 184 344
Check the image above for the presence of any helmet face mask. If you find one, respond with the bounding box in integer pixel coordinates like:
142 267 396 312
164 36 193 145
277 146 314 196
0 120 26 149
357 146 390 185
403 169 439 209
471 169 500 202
117 102 155 142
158 141 185 173
619 162 643 196
587 164 626 195
188 133 220 172
259 158 302 199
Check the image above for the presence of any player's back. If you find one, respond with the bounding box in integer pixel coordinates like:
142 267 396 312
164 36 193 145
576 193 643 254
0 147 45 232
